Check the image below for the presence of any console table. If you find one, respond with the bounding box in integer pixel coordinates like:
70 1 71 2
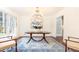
25 32 50 44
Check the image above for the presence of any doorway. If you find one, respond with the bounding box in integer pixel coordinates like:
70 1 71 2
56 16 64 43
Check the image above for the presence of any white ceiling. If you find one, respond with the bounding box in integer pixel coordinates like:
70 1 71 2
9 7 64 16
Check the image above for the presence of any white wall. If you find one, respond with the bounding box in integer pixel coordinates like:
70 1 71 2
8 7 79 40
54 7 79 40
64 8 79 39
7 7 63 37
18 14 55 36
52 9 64 37
10 7 79 39
18 15 31 34
1 8 63 37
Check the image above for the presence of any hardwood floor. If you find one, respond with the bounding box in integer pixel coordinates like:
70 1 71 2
55 36 79 52
55 36 64 45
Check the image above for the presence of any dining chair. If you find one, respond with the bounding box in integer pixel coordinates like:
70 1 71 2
65 36 79 52
0 36 17 52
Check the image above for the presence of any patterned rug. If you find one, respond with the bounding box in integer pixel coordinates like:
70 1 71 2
6 37 72 52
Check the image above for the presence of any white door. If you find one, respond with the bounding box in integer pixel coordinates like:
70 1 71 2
56 16 63 37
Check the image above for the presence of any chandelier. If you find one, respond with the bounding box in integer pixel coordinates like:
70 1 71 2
31 7 43 29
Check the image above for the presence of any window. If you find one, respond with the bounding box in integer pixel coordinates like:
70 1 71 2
0 12 6 33
0 11 17 35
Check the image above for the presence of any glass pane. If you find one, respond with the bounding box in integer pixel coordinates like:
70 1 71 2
3 13 6 33
9 16 13 33
0 17 2 21
5 14 10 34
56 16 62 36
0 12 6 33
0 12 3 33
0 24 3 33
0 12 2 16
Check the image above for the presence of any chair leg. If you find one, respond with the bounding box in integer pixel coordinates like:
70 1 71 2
15 42 17 52
15 40 17 52
65 40 67 52
65 46 67 52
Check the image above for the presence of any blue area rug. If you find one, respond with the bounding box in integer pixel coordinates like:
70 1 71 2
6 37 72 52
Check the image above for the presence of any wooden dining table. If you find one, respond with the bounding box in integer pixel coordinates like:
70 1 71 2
25 31 50 44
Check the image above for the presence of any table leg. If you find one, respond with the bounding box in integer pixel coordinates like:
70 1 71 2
27 33 49 43
27 33 32 43
15 39 17 52
43 33 49 43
